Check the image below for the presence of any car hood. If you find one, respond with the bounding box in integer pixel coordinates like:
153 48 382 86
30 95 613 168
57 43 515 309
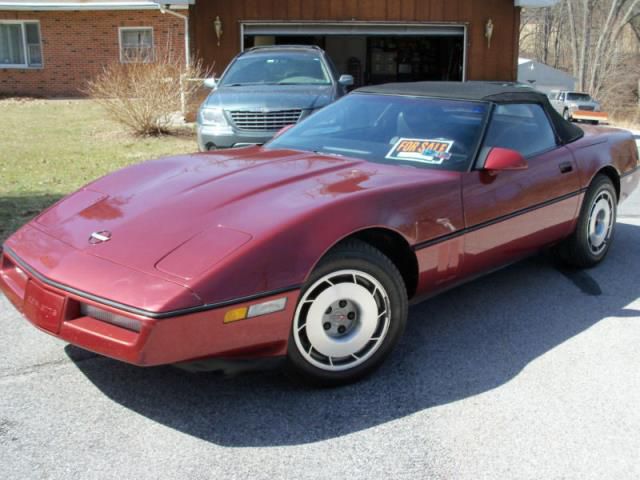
30 147 456 290
205 84 335 111
29 147 459 303
25 147 350 275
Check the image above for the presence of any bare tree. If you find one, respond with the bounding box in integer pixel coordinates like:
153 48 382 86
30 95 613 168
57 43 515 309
522 0 640 120
585 0 640 94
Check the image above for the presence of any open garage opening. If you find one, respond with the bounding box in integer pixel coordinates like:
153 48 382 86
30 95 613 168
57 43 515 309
242 23 466 87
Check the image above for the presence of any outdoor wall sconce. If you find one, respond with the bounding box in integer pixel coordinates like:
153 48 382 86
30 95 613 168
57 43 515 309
214 16 223 46
485 19 494 49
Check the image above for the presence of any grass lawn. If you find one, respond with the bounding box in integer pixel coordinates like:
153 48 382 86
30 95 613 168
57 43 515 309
0 99 196 242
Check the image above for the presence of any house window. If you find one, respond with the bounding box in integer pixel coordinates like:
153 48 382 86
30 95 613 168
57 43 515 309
0 21 43 68
119 27 154 63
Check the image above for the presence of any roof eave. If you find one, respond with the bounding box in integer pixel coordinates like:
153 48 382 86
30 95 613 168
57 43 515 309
514 0 560 6
0 1 192 11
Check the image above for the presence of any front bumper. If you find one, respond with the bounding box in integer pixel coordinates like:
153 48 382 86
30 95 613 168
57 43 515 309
0 248 299 366
197 125 275 151
572 110 609 123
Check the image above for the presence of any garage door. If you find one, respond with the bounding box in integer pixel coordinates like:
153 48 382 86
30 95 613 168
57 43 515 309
242 22 465 38
242 22 467 84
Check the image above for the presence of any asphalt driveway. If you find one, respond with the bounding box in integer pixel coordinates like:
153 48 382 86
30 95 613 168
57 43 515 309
1 188 639 479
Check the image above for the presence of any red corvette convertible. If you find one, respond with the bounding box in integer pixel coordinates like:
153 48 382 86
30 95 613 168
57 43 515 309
1 82 638 385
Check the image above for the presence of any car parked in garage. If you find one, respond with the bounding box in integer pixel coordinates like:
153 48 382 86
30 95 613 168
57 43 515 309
197 45 354 151
2 82 638 386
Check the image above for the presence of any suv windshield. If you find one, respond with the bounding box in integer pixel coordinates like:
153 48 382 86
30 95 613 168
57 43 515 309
566 93 592 101
220 52 332 86
267 94 489 172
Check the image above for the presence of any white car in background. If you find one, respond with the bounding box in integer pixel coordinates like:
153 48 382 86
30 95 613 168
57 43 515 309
549 90 605 124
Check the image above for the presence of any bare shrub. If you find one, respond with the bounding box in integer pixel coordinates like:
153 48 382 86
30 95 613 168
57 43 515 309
86 49 211 136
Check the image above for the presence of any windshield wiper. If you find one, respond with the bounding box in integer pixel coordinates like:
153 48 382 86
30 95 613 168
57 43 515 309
313 150 343 157
323 146 371 156
225 82 324 87
225 82 282 87
278 82 328 86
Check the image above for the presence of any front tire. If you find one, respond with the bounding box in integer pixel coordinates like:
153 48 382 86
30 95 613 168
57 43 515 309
555 174 617 268
563 109 572 121
287 240 408 386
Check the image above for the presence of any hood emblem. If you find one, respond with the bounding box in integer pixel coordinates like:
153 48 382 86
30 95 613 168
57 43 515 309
89 231 112 244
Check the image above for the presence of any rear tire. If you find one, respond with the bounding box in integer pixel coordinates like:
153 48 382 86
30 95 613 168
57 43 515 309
286 240 408 386
554 174 617 268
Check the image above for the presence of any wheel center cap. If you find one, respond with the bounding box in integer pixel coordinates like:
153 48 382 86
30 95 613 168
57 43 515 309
306 283 379 358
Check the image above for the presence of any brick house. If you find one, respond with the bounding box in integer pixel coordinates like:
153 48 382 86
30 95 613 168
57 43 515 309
0 0 191 97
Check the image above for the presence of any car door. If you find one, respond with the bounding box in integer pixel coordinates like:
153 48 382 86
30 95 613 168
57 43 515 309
552 92 563 114
460 103 582 277
559 92 568 113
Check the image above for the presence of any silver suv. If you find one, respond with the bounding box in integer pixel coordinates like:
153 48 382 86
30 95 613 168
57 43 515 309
197 45 353 151
549 91 602 123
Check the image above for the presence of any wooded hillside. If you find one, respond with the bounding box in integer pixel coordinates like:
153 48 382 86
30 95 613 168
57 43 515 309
520 0 640 123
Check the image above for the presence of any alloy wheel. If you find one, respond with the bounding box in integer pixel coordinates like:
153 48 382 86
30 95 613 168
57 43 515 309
293 269 391 372
587 190 614 255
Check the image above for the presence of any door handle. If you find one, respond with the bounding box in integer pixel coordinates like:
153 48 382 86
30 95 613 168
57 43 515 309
559 162 573 174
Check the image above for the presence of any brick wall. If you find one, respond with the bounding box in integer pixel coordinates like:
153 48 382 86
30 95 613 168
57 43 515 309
0 9 187 97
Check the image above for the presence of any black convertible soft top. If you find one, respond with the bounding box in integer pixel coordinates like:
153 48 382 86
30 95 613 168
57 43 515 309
356 81 584 144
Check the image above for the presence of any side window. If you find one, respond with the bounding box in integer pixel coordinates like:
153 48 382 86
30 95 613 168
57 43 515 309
119 27 154 63
484 103 557 158
325 55 339 80
0 21 42 68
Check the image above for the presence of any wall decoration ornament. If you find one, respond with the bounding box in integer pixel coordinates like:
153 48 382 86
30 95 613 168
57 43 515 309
214 16 223 46
485 19 494 49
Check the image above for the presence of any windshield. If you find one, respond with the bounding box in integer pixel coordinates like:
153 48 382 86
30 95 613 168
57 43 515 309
567 93 592 102
220 52 332 86
267 94 489 172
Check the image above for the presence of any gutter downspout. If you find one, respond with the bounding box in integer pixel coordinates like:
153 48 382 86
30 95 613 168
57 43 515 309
158 4 190 67
157 3 191 116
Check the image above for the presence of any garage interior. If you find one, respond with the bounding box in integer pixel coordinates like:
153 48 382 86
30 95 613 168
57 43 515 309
242 24 465 87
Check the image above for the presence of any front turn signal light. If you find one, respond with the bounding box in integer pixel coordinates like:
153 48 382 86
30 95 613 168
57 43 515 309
223 307 248 324
223 297 288 324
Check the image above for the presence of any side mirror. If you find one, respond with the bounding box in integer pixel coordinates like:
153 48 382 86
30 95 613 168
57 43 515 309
483 147 528 172
273 124 295 138
338 74 354 87
203 77 217 89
